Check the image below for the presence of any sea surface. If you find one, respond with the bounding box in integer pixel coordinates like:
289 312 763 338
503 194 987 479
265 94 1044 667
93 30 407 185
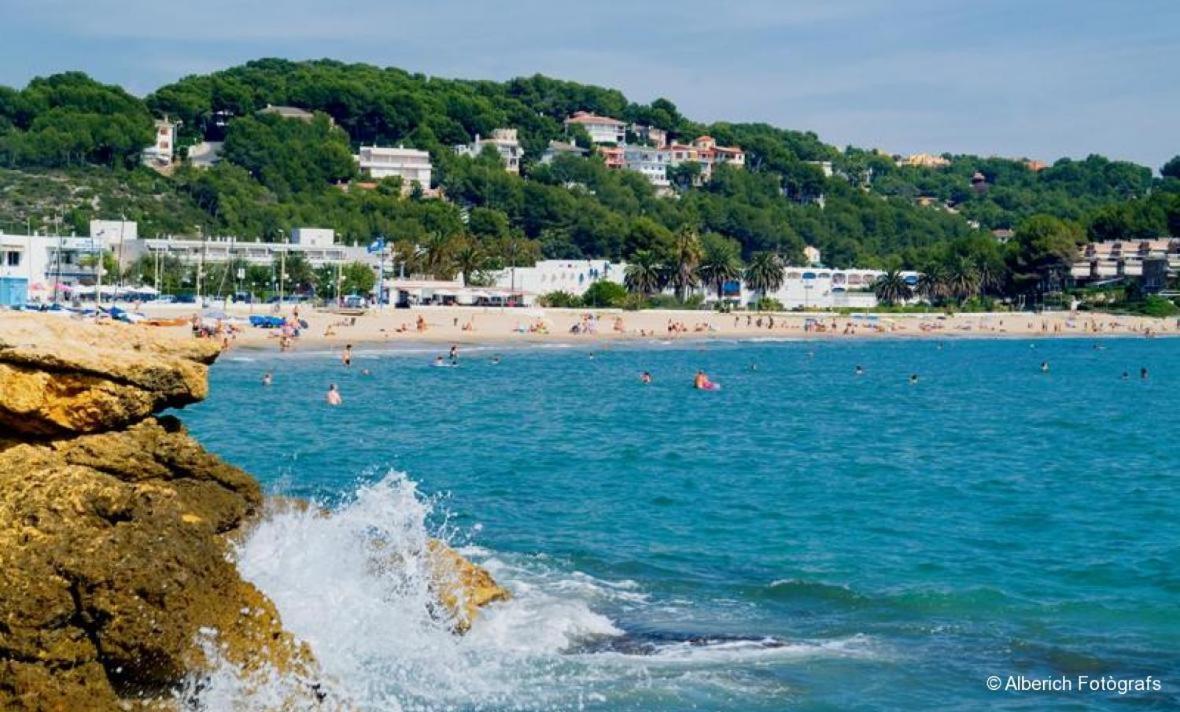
180 337 1180 710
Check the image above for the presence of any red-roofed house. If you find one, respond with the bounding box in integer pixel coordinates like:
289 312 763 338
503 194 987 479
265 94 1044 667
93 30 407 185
663 136 746 182
564 111 626 144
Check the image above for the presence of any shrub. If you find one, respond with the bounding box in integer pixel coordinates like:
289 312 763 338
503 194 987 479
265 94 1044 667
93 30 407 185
580 280 628 308
1139 295 1179 317
752 297 784 312
538 291 581 308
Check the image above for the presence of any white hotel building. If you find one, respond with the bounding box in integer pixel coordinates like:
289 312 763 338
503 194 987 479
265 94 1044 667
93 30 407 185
355 146 433 189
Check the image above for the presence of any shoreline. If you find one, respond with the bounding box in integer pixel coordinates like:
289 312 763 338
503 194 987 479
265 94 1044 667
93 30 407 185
8 305 1177 353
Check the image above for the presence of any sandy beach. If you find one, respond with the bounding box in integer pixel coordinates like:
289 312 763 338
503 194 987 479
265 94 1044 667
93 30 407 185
101 304 1180 353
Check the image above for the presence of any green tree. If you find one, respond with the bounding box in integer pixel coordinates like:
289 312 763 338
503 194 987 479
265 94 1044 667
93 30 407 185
873 269 913 306
668 226 702 301
452 236 491 286
744 251 785 305
341 261 376 295
624 249 665 296
696 232 743 301
1011 214 1083 294
581 279 628 307
1160 155 1180 181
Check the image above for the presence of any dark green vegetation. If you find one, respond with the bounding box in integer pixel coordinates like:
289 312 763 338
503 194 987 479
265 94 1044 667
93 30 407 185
2 58 1178 305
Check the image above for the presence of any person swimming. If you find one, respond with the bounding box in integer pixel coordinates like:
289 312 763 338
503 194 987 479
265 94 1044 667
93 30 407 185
1141 367 1149 380
694 370 718 390
1121 370 1129 380
909 374 919 385
855 365 864 376
342 344 352 368
361 368 371 376
490 355 501 365
326 383 342 406
1040 361 1049 373
262 372 273 386
434 355 446 367
449 344 458 363
641 371 652 384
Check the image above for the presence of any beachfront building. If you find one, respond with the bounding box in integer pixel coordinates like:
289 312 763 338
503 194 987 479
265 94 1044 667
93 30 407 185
0 229 123 303
1070 238 1180 282
623 146 671 190
540 140 588 164
454 129 523 173
355 146 433 190
141 118 176 169
564 112 626 145
491 259 625 298
118 228 367 273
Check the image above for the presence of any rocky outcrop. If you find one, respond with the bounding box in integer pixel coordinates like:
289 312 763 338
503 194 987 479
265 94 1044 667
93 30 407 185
0 313 509 709
427 541 511 633
0 315 312 710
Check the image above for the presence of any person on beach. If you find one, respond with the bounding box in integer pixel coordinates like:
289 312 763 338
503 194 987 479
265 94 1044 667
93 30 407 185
641 371 652 384
262 372 273 386
342 344 353 368
326 384 342 406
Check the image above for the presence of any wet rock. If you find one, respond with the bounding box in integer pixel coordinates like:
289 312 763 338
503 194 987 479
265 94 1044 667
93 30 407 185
427 540 512 633
0 315 314 710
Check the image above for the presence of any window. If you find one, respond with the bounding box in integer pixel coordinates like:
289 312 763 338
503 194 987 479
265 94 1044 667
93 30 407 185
5 251 19 267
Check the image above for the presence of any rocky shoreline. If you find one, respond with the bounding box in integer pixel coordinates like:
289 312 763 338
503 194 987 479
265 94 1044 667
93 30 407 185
0 314 505 709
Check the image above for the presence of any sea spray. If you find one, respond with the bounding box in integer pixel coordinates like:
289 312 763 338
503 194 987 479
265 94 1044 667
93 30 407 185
182 472 879 710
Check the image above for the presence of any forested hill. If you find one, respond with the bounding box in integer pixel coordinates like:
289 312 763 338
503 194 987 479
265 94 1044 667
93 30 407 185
1 58 1178 278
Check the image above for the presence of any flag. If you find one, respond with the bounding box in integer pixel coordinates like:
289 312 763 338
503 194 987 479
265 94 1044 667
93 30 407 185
367 237 385 254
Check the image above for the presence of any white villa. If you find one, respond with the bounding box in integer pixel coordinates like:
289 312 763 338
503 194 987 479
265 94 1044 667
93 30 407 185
623 146 670 188
355 146 433 189
564 112 626 145
141 118 176 168
454 129 523 173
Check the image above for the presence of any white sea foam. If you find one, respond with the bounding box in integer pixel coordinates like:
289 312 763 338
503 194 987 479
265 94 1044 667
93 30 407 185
181 472 873 710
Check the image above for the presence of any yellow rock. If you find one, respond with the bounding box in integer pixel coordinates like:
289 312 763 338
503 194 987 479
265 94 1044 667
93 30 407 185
426 539 511 633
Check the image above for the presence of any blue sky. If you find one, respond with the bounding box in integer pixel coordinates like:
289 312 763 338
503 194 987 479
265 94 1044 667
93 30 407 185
2 0 1177 168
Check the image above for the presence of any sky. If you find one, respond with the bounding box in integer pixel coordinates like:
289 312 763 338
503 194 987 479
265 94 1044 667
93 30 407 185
1 0 1177 168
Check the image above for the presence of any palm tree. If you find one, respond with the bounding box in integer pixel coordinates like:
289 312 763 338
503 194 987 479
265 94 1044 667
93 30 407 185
668 226 702 302
696 234 743 302
974 256 1003 296
946 256 981 301
916 264 948 304
624 250 665 296
745 251 785 307
419 231 456 280
452 237 489 287
873 269 913 306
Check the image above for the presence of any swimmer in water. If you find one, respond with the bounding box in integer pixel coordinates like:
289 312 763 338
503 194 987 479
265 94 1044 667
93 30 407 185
1141 367 1149 380
262 372 273 386
748 362 758 371
693 370 715 390
909 374 919 385
641 371 652 384
342 344 353 368
1121 370 1129 380
855 365 864 376
1040 361 1049 373
449 344 458 363
490 355 501 365
434 355 446 367
326 383 342 406
361 368 371 376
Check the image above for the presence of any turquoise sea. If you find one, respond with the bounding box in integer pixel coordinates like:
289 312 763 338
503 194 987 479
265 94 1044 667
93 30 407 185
181 337 1180 710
